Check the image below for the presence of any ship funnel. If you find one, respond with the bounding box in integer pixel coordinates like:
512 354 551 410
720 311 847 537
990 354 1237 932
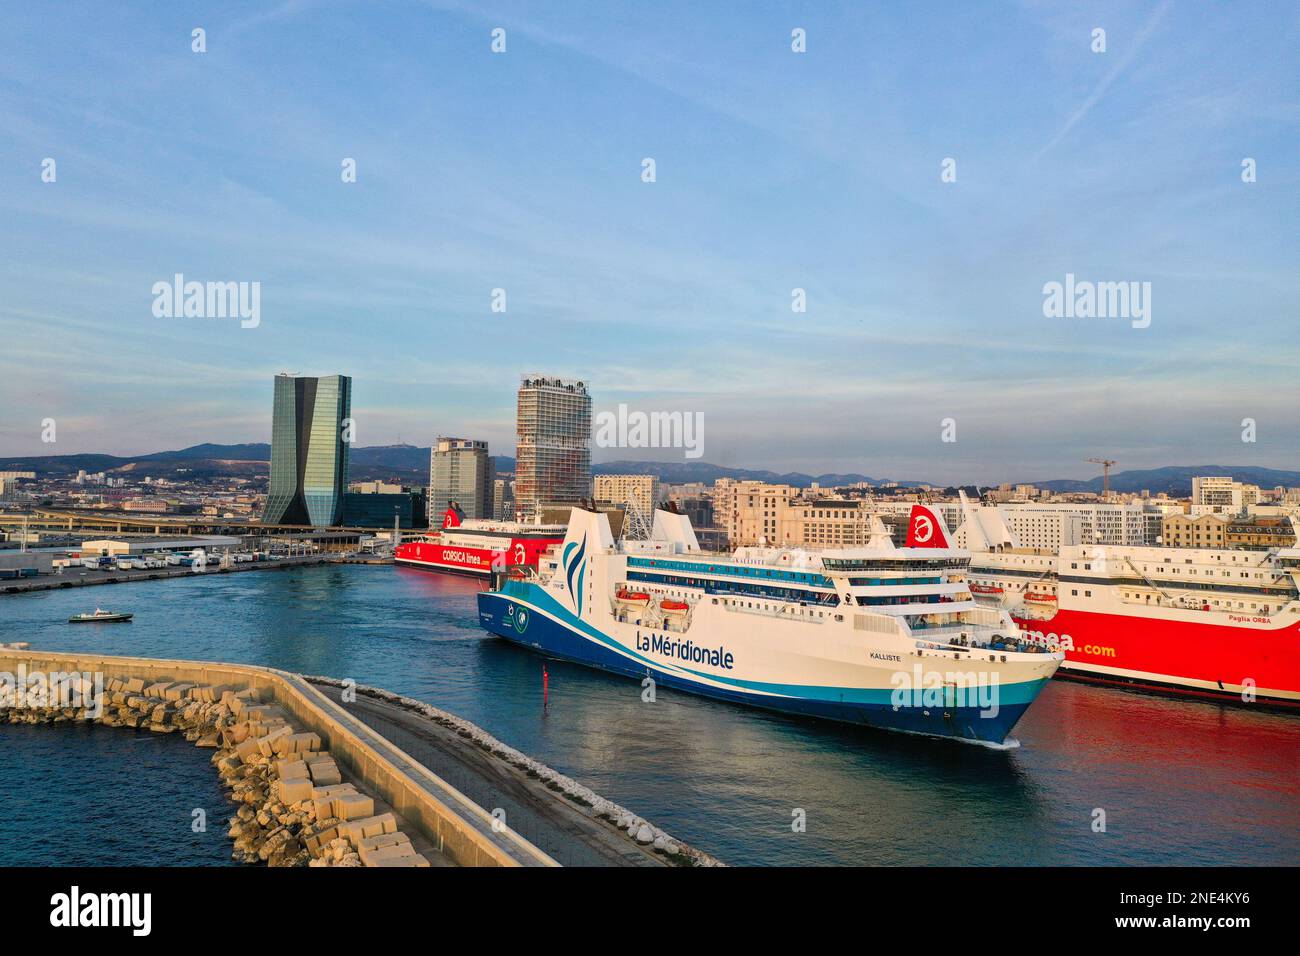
955 491 1020 552
651 509 700 552
561 507 615 557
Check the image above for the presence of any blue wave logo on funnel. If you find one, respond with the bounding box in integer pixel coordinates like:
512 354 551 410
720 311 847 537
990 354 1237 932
563 533 587 617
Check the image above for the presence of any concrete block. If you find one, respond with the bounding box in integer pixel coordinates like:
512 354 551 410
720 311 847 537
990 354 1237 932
234 737 262 763
276 759 309 780
226 722 251 744
340 813 397 843
358 832 410 853
193 684 230 702
370 854 430 868
272 731 320 755
304 826 338 858
306 758 341 786
163 683 195 701
257 725 292 756
359 841 418 866
274 777 314 804
309 765 341 786
123 678 145 693
311 784 356 819
333 793 375 821
311 784 355 799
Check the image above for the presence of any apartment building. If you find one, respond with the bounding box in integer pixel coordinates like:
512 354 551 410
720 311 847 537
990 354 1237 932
1162 513 1228 549
594 474 661 520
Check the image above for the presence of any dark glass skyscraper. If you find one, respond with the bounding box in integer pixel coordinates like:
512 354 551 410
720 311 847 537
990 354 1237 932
262 374 352 526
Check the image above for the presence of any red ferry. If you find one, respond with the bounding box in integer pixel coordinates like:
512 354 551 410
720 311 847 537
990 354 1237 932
395 505 565 579
969 541 1300 708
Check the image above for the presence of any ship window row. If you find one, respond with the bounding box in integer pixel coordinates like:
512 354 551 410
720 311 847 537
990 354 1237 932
970 566 1051 579
1120 591 1282 612
855 594 961 608
846 576 942 586
626 571 839 605
1072 560 1275 580
627 557 833 587
822 558 966 571
1058 574 1292 597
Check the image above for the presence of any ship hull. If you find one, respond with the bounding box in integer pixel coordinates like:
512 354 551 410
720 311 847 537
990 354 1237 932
479 589 1048 744
395 537 560 578
1012 608 1300 708
396 550 492 578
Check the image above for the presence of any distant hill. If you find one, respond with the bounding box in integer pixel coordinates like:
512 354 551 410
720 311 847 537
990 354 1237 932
0 444 917 488
0 442 433 482
138 443 270 462
5 443 1296 496
590 460 888 487
1030 466 1300 497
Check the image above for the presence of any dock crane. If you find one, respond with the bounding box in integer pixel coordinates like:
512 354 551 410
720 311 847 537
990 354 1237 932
1086 458 1118 499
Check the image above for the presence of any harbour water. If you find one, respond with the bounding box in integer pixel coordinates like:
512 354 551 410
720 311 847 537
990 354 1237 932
1 564 1297 866
0 722 234 866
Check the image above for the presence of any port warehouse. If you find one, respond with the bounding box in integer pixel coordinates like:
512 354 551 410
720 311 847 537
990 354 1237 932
0 551 55 576
78 536 243 557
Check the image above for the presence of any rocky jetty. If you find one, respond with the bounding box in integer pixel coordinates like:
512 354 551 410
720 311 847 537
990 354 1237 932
1 675 429 867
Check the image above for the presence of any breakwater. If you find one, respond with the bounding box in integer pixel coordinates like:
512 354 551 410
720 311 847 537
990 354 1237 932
0 650 555 867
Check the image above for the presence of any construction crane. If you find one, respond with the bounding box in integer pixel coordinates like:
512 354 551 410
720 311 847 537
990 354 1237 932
1086 458 1118 499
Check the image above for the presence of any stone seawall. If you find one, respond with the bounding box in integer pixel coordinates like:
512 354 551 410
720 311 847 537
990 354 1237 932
0 650 556 868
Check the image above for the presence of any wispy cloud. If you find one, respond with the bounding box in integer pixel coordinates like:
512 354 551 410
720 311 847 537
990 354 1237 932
1029 0 1174 164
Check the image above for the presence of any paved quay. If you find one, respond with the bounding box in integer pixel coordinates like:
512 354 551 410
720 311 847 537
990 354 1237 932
309 678 723 867
0 554 391 595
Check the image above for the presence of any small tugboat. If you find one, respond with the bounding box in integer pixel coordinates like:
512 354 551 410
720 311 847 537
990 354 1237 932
68 608 133 624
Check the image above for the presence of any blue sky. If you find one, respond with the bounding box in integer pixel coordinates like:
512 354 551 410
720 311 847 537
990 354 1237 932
0 0 1296 483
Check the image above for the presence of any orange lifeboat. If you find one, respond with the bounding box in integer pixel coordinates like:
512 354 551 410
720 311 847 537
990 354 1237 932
1024 591 1056 604
660 599 689 614
969 584 1004 595
616 589 650 605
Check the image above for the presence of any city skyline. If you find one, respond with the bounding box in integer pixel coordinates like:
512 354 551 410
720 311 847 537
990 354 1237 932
1 2 1298 484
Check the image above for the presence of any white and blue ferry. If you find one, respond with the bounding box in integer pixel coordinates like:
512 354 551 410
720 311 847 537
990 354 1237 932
478 505 1063 744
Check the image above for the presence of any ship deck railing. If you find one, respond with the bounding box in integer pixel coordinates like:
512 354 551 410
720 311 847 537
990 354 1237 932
913 626 1054 656
907 623 1003 643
